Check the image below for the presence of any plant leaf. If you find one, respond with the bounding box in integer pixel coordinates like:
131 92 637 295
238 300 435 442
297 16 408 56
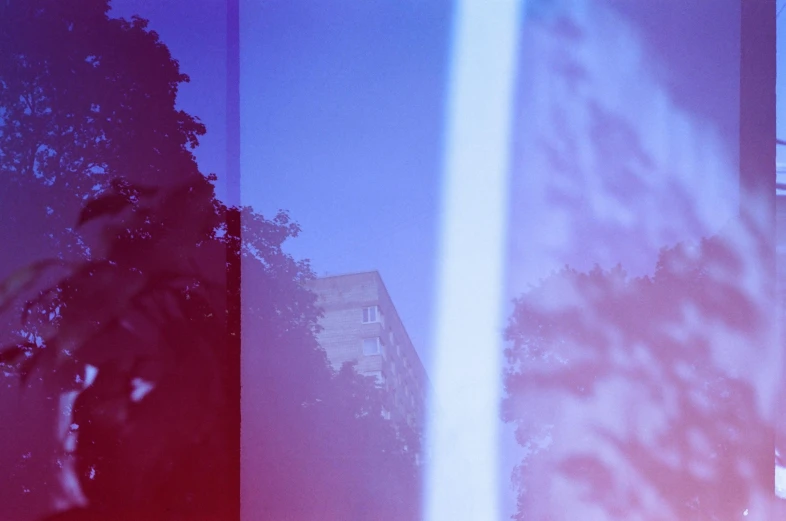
77 193 133 227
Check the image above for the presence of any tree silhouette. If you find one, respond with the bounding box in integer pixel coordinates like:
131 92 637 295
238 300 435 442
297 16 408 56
0 0 204 265
0 176 234 520
0 177 421 519
502 222 778 520
1 1 421 519
0 1 210 517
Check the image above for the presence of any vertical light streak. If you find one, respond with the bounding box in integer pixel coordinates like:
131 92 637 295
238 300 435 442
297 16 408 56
425 2 522 520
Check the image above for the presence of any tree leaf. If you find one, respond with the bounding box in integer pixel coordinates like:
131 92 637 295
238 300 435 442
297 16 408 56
77 193 133 227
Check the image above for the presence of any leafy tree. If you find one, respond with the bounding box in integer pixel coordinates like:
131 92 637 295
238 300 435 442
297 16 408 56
0 1 208 517
0 0 204 263
0 176 421 520
502 226 776 520
1 2 421 519
244 361 422 521
1 176 233 520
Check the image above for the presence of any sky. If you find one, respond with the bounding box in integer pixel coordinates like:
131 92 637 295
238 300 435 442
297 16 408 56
105 0 778 373
239 0 452 370
110 0 451 371
104 1 786 519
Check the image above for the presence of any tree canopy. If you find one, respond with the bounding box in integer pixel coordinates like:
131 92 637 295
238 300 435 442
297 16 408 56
0 0 204 265
502 227 776 520
0 1 421 520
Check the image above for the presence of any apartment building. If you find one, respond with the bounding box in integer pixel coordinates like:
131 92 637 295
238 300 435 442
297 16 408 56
306 271 429 436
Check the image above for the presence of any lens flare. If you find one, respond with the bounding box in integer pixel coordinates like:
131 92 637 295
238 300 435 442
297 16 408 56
425 2 523 520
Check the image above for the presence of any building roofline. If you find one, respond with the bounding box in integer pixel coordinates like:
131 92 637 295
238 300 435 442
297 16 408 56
310 269 381 281
310 270 430 385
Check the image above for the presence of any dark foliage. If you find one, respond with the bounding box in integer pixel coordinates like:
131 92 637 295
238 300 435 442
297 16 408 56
0 0 205 267
0 177 421 520
1 1 420 519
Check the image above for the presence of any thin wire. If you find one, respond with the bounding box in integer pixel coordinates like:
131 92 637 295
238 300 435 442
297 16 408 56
779 1 786 18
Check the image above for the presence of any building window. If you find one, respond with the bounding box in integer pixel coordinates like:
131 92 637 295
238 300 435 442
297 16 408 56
362 305 380 323
362 337 381 355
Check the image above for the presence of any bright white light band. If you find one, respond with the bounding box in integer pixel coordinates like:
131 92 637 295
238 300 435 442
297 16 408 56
425 2 523 520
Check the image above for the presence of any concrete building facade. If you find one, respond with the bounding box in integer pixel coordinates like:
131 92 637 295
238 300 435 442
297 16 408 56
306 271 429 435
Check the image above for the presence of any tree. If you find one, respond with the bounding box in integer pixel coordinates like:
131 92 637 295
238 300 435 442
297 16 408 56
0 0 204 264
1 2 421 519
0 176 421 520
502 225 777 520
1 2 209 517
1 175 232 519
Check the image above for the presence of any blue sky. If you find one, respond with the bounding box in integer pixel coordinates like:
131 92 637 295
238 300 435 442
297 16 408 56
107 0 774 373
239 0 452 369
111 0 451 370
110 0 228 189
